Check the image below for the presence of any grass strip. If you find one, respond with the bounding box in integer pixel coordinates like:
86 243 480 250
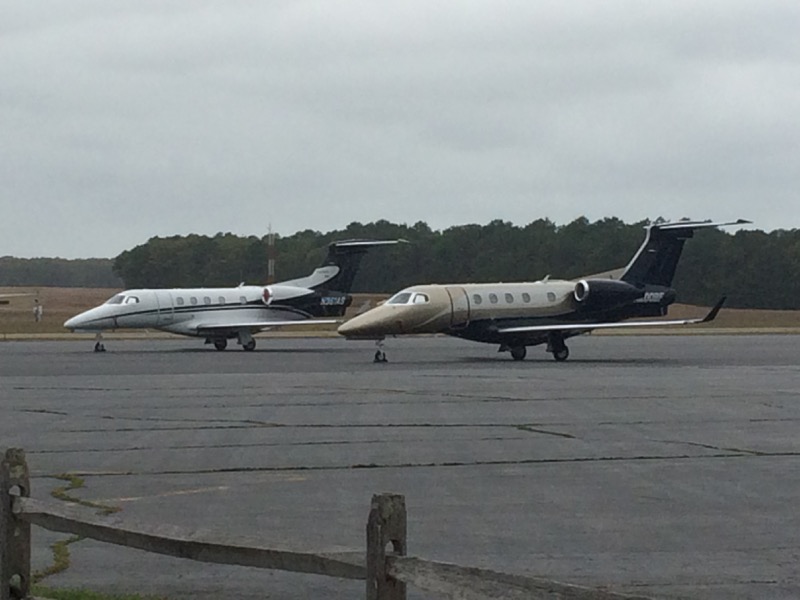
33 585 169 600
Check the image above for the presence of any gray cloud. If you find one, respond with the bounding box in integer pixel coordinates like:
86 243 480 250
1 1 798 258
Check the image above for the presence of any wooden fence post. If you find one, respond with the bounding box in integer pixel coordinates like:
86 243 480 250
366 493 406 600
1 449 30 600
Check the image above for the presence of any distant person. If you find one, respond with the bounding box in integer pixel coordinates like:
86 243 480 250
33 298 43 322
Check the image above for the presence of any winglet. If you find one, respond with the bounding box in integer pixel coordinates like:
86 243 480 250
701 296 727 323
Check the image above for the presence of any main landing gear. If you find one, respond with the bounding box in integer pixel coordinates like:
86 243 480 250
510 346 527 361
501 332 570 362
238 330 256 352
207 332 255 351
546 332 570 362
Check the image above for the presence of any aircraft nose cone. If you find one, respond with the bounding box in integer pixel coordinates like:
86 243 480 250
337 315 368 337
338 307 407 338
338 311 390 337
63 315 80 330
63 307 113 331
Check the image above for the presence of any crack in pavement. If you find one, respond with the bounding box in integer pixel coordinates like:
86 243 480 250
29 435 531 454
18 408 69 416
654 439 765 455
40 450 800 479
516 425 576 439
55 414 800 433
57 422 576 433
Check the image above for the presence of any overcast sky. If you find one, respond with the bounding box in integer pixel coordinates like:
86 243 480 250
2 1 798 258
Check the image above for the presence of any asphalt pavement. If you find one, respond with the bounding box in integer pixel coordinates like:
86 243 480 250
1 334 799 599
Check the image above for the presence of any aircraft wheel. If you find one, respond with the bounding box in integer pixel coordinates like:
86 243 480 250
374 350 388 363
510 346 527 361
93 342 106 352
243 340 256 351
214 339 227 351
553 347 569 362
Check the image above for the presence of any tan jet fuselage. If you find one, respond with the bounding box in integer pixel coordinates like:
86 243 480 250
338 280 579 338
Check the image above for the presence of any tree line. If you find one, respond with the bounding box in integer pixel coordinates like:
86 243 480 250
0 257 121 288
3 218 799 310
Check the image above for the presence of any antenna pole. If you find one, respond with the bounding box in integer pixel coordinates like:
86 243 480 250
267 224 276 284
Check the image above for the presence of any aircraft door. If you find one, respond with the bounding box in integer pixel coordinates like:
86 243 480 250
156 291 174 326
445 286 470 328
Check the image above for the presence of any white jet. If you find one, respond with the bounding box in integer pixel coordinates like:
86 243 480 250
65 240 402 352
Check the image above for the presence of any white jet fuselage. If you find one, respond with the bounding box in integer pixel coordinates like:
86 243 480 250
64 285 313 336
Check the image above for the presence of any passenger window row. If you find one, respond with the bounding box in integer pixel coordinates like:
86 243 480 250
173 296 249 306
472 291 557 305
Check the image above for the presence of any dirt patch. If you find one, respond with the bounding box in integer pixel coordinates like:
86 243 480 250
1 287 120 334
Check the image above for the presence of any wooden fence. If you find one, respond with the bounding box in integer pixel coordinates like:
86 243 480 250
2 448 653 600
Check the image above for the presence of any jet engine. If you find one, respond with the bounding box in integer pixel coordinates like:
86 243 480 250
573 279 643 310
261 285 314 305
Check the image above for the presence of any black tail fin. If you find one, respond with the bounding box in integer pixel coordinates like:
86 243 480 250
279 240 405 293
620 220 749 287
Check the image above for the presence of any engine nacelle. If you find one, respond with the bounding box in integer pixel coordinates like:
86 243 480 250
573 279 643 310
261 285 314 305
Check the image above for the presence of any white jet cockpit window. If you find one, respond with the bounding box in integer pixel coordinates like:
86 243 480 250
387 292 413 305
412 293 429 304
105 294 125 305
124 296 140 304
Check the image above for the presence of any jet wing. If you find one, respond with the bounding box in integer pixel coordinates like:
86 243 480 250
498 297 726 335
195 319 340 333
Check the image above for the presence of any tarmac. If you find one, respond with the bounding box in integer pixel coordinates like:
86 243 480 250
1 334 799 599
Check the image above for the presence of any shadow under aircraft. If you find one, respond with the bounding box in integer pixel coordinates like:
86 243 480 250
338 220 749 362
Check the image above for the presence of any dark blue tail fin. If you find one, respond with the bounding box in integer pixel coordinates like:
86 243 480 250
620 220 749 287
280 240 406 293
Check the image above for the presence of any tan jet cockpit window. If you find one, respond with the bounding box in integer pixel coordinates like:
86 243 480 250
124 296 139 304
105 294 125 305
387 292 413 305
412 293 429 304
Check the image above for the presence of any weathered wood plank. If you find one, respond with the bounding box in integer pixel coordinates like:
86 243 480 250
388 557 655 600
14 497 365 581
2 448 31 600
366 493 406 600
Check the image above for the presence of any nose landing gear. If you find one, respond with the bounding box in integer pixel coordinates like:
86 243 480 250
373 339 388 363
93 332 106 352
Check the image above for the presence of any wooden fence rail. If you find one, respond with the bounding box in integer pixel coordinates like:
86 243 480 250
2 448 652 600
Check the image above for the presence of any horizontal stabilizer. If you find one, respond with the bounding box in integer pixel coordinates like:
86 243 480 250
654 219 751 231
331 239 409 248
